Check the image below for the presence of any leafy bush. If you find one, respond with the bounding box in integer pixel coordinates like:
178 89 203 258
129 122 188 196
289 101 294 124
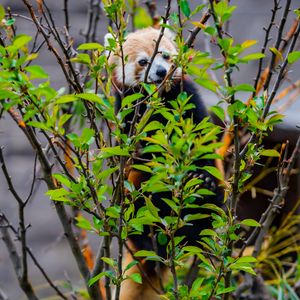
0 1 300 299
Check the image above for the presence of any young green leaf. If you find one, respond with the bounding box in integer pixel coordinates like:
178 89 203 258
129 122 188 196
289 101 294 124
240 219 261 227
77 93 104 105
210 105 225 122
101 257 116 267
260 149 280 157
234 84 255 92
77 43 104 51
180 0 191 17
134 250 157 257
201 166 223 181
76 215 92 230
122 93 144 108
270 47 283 61
241 53 265 61
25 65 49 79
0 5 5 21
287 51 300 64
128 273 142 284
56 95 78 104
13 34 32 48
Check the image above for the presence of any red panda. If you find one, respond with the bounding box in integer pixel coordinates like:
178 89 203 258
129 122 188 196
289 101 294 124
106 27 224 300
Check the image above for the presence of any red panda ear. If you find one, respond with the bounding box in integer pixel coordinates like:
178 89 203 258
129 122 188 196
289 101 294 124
104 33 114 57
164 27 176 42
153 21 176 42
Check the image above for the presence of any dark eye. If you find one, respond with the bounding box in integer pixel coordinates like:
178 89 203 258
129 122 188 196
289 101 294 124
138 59 148 66
162 52 170 60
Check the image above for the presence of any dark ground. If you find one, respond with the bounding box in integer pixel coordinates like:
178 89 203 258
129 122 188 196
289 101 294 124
0 0 300 299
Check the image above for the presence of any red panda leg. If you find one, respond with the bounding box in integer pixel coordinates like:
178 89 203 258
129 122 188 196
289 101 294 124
119 242 167 300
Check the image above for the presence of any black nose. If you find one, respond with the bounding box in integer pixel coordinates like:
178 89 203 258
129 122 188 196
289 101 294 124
156 66 167 78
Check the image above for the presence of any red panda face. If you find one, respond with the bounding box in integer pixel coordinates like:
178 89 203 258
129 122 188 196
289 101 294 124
108 28 181 88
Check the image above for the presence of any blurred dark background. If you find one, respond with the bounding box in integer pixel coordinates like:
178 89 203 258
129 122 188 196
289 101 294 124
0 0 300 299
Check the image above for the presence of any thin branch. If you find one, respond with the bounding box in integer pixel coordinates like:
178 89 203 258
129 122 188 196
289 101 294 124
6 109 101 300
253 136 300 257
263 0 292 91
144 0 172 83
22 0 79 92
185 11 211 48
0 286 9 300
26 246 69 300
0 213 38 300
252 0 280 97
262 18 300 119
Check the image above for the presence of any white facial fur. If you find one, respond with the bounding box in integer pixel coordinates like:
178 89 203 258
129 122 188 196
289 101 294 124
108 28 182 87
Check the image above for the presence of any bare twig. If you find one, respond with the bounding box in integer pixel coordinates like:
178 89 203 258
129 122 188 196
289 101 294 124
6 109 101 300
0 213 38 300
263 0 292 91
185 11 211 48
252 0 280 97
0 286 9 300
236 135 300 299
144 0 172 83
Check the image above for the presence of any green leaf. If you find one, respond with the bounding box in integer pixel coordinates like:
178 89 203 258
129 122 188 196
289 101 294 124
260 149 280 157
70 53 91 65
182 246 202 253
145 198 160 220
143 121 164 133
77 43 104 51
6 18 15 26
52 174 71 188
133 7 153 29
241 53 265 61
184 213 210 221
134 250 157 257
195 78 218 93
204 26 216 36
98 166 119 181
287 51 300 64
200 203 226 217
27 121 50 131
235 256 257 263
241 40 257 49
216 286 236 295
106 206 120 218
101 146 129 157
13 34 32 48
218 38 233 52
157 232 168 245
122 93 144 107
25 65 48 79
46 188 69 201
132 164 152 173
210 105 225 122
56 95 78 104
88 271 113 286
77 93 104 105
240 218 261 227
234 84 255 92
229 264 256 275
26 53 39 62
0 5 5 21
124 260 139 272
76 215 92 230
128 273 142 284
270 47 283 61
200 229 217 236
200 166 223 181
101 257 116 267
180 0 191 17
